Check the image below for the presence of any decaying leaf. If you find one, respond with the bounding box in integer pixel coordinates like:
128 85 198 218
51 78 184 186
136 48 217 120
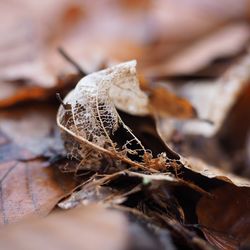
57 60 179 172
56 60 250 250
1 2 250 250
197 184 250 250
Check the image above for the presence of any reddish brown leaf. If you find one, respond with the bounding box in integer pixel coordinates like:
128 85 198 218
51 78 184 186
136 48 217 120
148 86 197 119
0 74 79 108
0 160 74 224
197 184 250 249
0 104 76 224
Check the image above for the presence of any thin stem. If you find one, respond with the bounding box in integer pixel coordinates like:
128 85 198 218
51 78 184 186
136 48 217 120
56 93 68 109
58 47 86 76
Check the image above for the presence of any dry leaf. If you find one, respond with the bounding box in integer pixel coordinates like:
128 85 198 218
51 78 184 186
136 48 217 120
0 205 128 250
197 184 250 250
159 49 250 138
0 105 75 224
139 79 197 119
57 60 176 172
146 22 250 77
183 157 250 187
0 160 74 225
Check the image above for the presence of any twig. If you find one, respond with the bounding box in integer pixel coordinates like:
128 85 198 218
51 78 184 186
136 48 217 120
56 93 68 109
58 47 86 76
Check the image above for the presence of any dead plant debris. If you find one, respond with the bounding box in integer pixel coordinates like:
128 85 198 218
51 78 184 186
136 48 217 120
0 1 250 250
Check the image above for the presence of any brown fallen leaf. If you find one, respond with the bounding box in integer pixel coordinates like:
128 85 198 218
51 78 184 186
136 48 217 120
197 184 250 250
146 22 250 77
158 49 250 138
0 104 76 224
0 205 128 250
218 81 250 153
182 157 250 187
149 87 196 119
0 74 80 108
0 160 74 225
140 78 197 119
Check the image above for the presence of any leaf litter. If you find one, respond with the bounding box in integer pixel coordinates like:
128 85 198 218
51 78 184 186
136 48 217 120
0 104 76 224
57 59 250 249
1 1 250 249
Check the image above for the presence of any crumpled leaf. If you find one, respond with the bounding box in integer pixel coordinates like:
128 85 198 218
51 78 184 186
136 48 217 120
56 60 250 250
196 184 250 250
0 105 76 224
57 60 177 171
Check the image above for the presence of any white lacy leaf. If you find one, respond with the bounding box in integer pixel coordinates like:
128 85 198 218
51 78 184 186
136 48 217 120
57 60 160 171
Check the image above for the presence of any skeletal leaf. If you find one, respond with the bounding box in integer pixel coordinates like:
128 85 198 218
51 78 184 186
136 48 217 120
57 60 171 171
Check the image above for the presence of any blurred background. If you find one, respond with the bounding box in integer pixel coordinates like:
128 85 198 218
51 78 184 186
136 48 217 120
1 0 250 83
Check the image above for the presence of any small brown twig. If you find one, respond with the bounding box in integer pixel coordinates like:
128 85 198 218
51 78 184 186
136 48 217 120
56 93 68 109
58 47 86 76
